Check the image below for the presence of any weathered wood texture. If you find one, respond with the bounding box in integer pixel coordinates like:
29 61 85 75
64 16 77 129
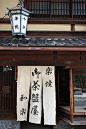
69 68 73 123
58 108 70 120
0 51 85 66
0 31 86 36
74 115 86 121
0 18 86 24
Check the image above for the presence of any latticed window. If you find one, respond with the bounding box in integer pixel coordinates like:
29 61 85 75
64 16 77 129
0 66 16 120
24 0 86 19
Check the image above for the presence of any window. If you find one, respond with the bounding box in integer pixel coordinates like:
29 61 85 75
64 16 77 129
73 70 86 112
24 0 86 19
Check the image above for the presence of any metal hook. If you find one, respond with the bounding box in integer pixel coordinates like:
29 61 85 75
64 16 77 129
17 0 23 6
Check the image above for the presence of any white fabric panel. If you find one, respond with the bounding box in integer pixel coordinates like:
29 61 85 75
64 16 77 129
43 66 56 125
29 66 42 124
17 66 30 121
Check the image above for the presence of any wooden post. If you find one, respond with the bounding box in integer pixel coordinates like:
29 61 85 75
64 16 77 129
71 24 75 31
57 70 59 125
69 68 73 123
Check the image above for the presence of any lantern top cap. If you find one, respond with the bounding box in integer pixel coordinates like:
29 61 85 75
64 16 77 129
7 3 32 14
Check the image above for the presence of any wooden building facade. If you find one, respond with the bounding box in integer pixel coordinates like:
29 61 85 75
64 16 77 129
0 0 86 129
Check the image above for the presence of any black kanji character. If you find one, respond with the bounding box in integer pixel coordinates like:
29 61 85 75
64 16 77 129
22 17 26 20
45 80 53 87
46 67 52 75
15 25 19 29
32 80 40 91
20 94 27 101
32 68 41 78
31 105 39 115
15 16 18 20
20 108 26 115
22 25 25 29
32 93 39 102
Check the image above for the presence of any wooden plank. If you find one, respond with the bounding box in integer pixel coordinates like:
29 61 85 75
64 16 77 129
1 60 86 66
71 24 75 31
0 31 86 36
69 68 73 123
57 55 80 60
57 52 80 54
1 18 86 24
65 66 86 69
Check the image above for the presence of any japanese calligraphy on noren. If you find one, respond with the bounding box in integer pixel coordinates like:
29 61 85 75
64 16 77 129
32 93 39 102
45 80 53 87
20 94 27 101
15 25 19 29
31 105 39 115
46 67 52 75
20 108 26 115
32 68 41 78
32 80 40 91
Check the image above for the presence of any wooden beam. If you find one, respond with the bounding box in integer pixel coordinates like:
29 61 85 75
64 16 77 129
1 18 86 24
69 68 74 123
65 66 86 70
0 31 86 36
0 60 86 66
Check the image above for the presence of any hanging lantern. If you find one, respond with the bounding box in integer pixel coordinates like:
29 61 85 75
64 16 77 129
6 0 33 37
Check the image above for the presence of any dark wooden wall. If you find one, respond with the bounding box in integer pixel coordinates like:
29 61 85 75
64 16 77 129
0 50 86 66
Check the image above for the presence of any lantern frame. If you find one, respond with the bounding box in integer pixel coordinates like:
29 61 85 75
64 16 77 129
6 3 33 37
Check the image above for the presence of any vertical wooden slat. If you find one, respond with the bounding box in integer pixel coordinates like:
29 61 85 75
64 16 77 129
44 0 46 17
57 70 59 107
77 0 78 18
57 68 59 125
58 0 59 16
55 0 56 17
80 74 83 92
82 0 84 18
71 24 75 31
69 0 70 18
34 0 35 17
69 68 73 123
27 0 29 10
74 0 75 18
50 0 51 17
47 0 48 17
61 0 62 17
5 94 6 109
80 0 81 18
85 0 86 18
42 0 43 18
53 0 54 17
66 0 67 17
39 0 40 17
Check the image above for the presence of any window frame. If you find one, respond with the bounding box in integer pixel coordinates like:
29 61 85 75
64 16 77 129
24 0 86 24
